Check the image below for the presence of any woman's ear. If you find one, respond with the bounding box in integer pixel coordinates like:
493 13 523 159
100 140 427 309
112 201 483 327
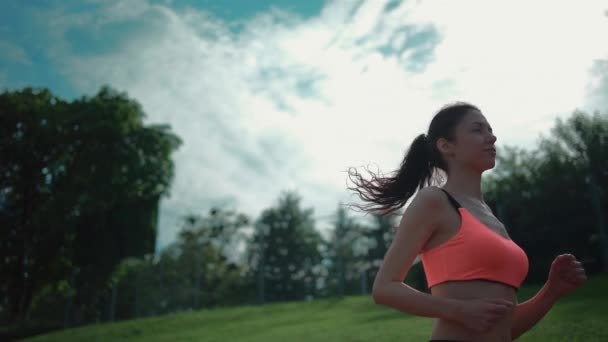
436 137 455 157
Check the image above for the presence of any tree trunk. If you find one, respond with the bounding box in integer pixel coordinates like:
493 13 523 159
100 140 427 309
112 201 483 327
109 284 117 322
11 165 37 323
589 178 608 272
360 270 368 295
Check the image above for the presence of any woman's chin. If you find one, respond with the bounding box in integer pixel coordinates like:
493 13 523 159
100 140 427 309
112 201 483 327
480 161 496 172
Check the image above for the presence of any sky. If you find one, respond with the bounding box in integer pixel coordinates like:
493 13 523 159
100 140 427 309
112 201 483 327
2 0 607 255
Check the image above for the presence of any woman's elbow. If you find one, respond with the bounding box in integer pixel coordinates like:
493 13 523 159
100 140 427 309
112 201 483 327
372 282 388 303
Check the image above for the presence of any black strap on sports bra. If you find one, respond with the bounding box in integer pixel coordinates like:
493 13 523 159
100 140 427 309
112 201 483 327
439 188 462 210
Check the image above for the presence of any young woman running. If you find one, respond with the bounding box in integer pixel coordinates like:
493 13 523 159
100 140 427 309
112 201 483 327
347 102 587 341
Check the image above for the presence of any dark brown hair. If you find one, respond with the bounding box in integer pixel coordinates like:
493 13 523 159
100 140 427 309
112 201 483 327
346 102 480 215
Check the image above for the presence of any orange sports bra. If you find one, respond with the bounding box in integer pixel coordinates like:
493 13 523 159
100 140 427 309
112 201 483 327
419 188 529 289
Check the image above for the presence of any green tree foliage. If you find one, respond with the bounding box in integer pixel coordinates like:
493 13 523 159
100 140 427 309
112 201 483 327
361 213 398 293
0 86 181 324
247 191 324 303
107 209 251 321
166 208 251 311
324 205 367 298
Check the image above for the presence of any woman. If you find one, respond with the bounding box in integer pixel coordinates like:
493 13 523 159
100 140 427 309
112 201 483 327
347 102 587 341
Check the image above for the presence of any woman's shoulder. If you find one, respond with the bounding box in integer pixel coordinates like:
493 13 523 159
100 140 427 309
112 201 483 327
412 186 449 208
402 186 450 221
395 186 451 238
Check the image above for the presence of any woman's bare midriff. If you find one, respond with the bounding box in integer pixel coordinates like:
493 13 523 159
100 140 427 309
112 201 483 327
429 280 517 342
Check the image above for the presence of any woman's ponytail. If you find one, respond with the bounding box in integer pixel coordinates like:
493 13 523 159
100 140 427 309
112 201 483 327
346 133 434 215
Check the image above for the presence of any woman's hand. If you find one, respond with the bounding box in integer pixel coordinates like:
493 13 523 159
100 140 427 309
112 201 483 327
451 297 514 333
546 253 587 299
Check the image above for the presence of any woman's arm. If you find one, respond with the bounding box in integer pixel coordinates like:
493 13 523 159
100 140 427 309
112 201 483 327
373 280 462 320
512 254 587 340
372 187 451 318
511 283 558 340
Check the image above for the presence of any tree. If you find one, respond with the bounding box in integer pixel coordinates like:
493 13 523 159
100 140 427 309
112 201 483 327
246 191 324 303
544 110 608 271
0 86 182 323
171 208 251 310
325 205 366 298
109 210 251 322
360 213 398 293
0 88 71 323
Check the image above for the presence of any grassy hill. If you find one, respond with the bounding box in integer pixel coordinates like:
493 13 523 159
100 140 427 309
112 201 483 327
25 274 608 341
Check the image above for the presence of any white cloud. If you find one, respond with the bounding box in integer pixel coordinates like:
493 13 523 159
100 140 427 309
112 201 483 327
41 0 608 250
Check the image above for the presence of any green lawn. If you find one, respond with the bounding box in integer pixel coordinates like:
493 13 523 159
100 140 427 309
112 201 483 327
25 274 608 342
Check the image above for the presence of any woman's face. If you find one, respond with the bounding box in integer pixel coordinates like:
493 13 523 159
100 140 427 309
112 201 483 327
449 109 498 171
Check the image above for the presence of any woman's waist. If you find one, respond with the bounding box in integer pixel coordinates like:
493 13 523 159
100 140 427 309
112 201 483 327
431 312 513 342
429 280 517 341
430 279 518 299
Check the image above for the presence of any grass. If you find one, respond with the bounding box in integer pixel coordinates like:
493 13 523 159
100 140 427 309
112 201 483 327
24 274 608 341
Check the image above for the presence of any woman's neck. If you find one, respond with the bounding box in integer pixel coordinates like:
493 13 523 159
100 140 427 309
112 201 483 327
443 166 484 202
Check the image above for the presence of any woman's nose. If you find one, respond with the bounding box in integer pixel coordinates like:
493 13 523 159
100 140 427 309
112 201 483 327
488 133 497 144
